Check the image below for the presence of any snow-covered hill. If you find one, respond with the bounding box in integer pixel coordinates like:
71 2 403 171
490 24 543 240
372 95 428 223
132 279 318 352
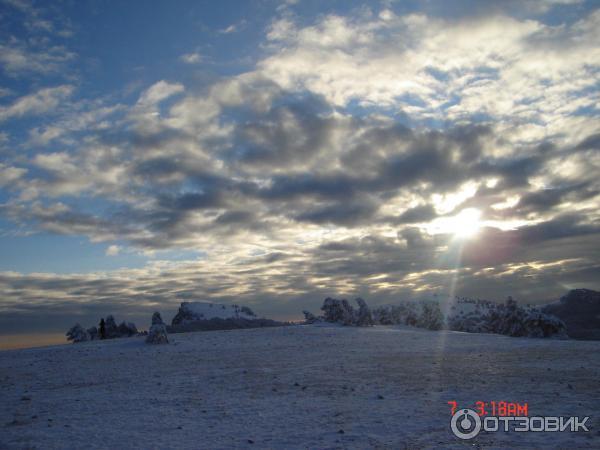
1 325 598 449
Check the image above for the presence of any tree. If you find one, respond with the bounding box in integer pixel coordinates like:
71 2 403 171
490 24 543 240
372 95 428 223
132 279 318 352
66 324 90 343
355 298 374 326
99 318 106 340
146 312 169 344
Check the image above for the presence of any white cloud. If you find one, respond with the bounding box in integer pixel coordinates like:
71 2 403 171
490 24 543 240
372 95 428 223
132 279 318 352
106 245 121 256
259 10 600 146
27 102 124 146
136 80 185 108
0 42 75 75
0 85 74 122
0 164 27 187
180 52 202 64
221 24 237 33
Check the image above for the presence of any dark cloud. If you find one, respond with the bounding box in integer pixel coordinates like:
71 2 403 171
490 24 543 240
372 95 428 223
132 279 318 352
259 172 359 201
400 227 434 249
294 197 379 226
460 214 600 268
228 94 335 168
391 204 438 224
575 132 600 151
515 182 597 214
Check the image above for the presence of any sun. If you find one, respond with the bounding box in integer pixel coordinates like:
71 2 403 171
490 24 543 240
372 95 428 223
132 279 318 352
427 208 482 239
451 208 482 238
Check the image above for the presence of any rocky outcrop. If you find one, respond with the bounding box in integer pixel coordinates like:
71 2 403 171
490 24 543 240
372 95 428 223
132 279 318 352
171 302 256 326
169 301 282 333
543 289 600 340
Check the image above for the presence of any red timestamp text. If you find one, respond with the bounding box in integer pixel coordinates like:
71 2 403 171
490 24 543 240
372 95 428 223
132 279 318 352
448 400 528 416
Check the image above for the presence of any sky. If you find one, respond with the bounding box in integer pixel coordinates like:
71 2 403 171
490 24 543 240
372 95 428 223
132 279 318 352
0 0 599 343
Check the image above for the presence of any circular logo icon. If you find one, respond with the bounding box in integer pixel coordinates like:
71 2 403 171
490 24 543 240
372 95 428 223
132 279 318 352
451 408 482 440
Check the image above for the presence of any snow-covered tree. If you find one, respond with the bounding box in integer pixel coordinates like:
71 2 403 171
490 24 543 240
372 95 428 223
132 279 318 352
105 315 118 338
66 324 90 343
521 310 564 338
240 306 256 317
446 296 567 338
308 295 566 339
151 311 163 325
117 321 138 337
302 310 319 324
66 315 141 343
372 303 419 326
87 326 98 340
446 311 488 333
416 302 444 330
312 297 374 326
355 298 374 326
146 312 169 344
321 297 355 325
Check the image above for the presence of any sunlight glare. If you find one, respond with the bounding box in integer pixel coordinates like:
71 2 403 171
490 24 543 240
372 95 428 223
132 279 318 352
427 208 482 239
453 208 482 238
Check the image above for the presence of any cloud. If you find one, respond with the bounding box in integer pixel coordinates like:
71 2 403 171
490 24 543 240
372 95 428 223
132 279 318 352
0 163 27 187
180 52 202 64
218 20 246 34
3 81 597 254
0 85 74 122
28 102 125 146
0 225 597 333
136 81 185 108
0 40 75 75
0 2 598 331
392 205 438 224
260 9 599 145
106 245 121 256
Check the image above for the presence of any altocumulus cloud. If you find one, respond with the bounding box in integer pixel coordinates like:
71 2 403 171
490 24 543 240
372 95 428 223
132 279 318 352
0 0 599 334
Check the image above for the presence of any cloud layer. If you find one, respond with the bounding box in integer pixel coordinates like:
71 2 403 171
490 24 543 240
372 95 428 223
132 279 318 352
0 1 599 332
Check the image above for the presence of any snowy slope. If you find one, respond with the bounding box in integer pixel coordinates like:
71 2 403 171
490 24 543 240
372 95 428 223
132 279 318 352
1 325 599 449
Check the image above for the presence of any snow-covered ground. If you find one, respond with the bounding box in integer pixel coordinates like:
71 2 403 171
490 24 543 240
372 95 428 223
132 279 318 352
1 324 599 449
